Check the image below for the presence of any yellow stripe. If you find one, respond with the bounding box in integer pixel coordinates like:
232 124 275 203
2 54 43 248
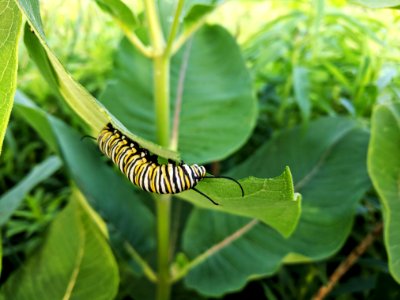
134 160 147 186
162 165 172 193
177 167 186 190
153 166 160 193
148 164 157 192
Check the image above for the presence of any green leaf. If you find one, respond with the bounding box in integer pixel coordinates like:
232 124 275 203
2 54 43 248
182 212 283 297
349 0 400 8
0 232 2 276
94 0 137 29
183 4 215 30
293 66 311 122
0 156 62 226
14 92 156 255
100 25 257 163
233 117 370 260
17 0 178 160
0 0 22 155
181 117 371 296
179 167 301 237
158 0 220 36
1 192 119 300
368 102 400 284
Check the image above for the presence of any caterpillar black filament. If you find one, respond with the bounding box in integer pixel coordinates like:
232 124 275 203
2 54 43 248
97 123 243 205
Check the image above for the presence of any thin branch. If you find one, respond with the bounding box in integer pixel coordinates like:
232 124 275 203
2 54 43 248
116 20 153 58
171 219 258 283
171 1 227 54
312 222 383 300
170 39 193 150
164 0 185 57
144 0 165 55
171 16 206 55
124 242 158 283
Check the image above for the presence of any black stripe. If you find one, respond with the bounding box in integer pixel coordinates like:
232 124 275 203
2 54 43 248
181 165 194 190
171 164 179 193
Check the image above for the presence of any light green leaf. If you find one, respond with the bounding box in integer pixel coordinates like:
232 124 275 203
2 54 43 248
17 0 178 160
100 25 257 163
179 167 301 237
368 102 400 284
293 66 311 122
0 156 62 226
183 4 215 30
181 117 371 296
349 0 400 8
94 0 137 29
1 192 119 300
14 91 156 255
0 0 22 155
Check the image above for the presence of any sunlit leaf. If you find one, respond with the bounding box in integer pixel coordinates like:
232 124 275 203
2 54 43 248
179 167 301 237
0 0 22 155
350 0 400 8
368 102 400 284
293 66 311 122
17 0 179 160
94 0 137 29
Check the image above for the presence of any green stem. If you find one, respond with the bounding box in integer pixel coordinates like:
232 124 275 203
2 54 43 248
156 195 172 300
144 2 172 300
124 242 158 282
164 0 185 57
154 56 171 147
116 20 153 57
144 0 164 55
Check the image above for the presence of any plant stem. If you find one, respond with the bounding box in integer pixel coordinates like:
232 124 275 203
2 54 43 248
156 195 172 300
144 0 164 55
165 0 185 57
144 1 172 300
154 56 171 147
312 222 383 300
116 20 153 57
124 242 158 283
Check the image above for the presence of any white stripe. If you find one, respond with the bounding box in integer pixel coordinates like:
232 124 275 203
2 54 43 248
168 164 176 193
183 165 195 187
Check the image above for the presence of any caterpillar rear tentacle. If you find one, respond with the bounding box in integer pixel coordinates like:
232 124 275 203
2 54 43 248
97 123 244 205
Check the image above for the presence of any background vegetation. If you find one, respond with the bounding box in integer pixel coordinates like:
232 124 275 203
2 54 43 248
0 0 399 299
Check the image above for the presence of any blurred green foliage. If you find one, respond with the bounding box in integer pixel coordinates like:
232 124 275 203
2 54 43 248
1 0 400 299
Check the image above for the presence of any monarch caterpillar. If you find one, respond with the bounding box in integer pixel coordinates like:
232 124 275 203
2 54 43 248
96 123 243 205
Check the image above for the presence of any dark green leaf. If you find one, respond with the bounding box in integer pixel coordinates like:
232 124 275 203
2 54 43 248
100 25 257 163
0 156 62 226
14 92 156 255
181 117 371 296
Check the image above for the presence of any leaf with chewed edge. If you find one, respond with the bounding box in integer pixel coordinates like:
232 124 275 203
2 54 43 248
179 167 301 238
